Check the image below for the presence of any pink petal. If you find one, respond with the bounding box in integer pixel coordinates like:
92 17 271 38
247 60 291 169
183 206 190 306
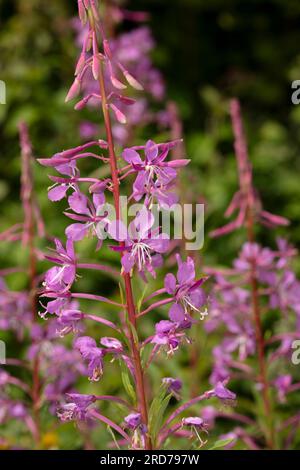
122 148 142 165
68 192 90 215
130 208 154 239
177 256 195 284
108 220 128 242
48 185 68 202
63 266 76 285
65 223 88 241
169 303 185 323
121 252 135 273
147 234 170 254
145 140 158 162
93 192 105 209
164 159 190 168
165 273 177 295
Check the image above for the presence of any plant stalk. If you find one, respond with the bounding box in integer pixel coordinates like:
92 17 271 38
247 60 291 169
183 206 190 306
98 61 152 450
229 99 274 448
19 122 41 447
246 210 274 449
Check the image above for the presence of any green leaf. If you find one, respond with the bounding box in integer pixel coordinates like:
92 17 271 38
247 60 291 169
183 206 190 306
118 282 125 312
106 426 120 450
119 360 136 405
137 285 148 313
148 385 172 445
127 321 139 346
208 438 234 450
140 342 151 369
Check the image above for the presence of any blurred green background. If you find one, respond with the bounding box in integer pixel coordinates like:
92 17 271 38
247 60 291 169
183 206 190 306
1 0 300 449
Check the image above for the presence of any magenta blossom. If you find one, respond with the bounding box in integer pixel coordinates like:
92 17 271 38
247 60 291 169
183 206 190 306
39 297 74 319
151 320 187 355
0 281 32 337
55 309 84 337
273 375 292 403
124 412 142 430
162 377 182 399
108 209 169 277
74 336 125 381
57 393 96 422
164 254 208 323
182 417 208 447
65 189 106 242
122 140 189 202
75 336 105 382
210 346 234 385
100 337 123 351
43 239 76 294
147 179 179 209
213 381 237 405
234 243 274 272
47 160 78 202
182 416 205 428
124 412 147 449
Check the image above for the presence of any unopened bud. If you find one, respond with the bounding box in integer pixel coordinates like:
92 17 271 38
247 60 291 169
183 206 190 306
65 78 81 102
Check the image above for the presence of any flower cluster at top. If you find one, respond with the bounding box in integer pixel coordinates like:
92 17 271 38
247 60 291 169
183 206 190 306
66 0 152 130
73 19 169 145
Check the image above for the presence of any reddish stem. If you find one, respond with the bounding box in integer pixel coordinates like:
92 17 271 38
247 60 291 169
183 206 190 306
20 122 37 317
246 212 274 448
19 122 40 446
98 62 152 450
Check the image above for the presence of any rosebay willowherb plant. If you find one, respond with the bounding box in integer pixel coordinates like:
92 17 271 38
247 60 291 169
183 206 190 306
0 123 83 449
207 99 300 449
38 0 237 450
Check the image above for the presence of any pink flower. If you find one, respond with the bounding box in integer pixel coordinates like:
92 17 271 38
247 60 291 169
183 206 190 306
43 239 76 294
75 336 105 382
108 208 169 276
151 320 185 355
65 189 106 242
213 381 236 405
165 254 208 323
57 394 96 421
124 412 142 430
122 140 189 202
